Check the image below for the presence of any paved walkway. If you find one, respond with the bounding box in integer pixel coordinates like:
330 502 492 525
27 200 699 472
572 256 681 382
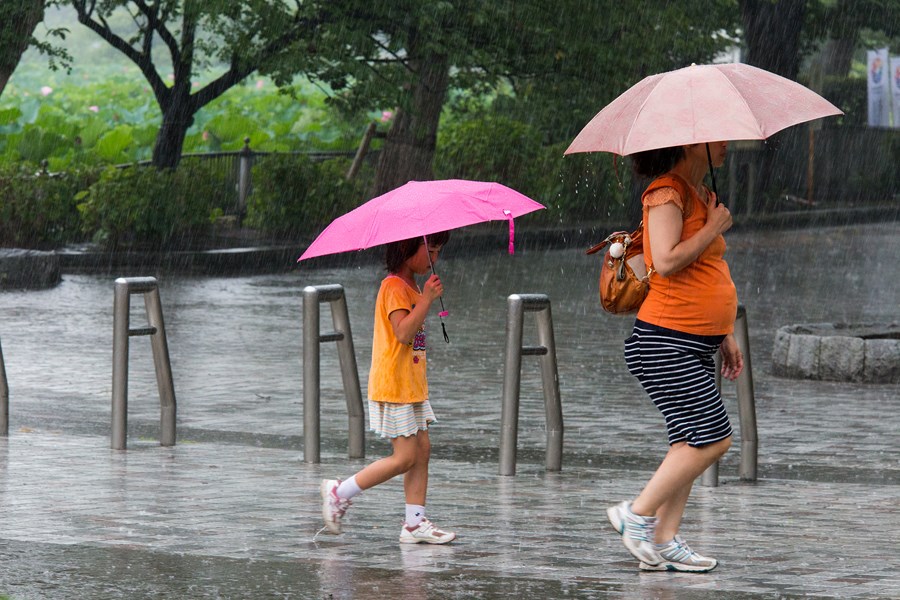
0 231 898 598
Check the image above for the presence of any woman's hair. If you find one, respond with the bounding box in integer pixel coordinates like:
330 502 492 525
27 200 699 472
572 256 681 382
630 146 686 178
384 230 451 273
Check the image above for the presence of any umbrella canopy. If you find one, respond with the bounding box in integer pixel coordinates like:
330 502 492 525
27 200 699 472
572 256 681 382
298 179 545 261
565 62 843 157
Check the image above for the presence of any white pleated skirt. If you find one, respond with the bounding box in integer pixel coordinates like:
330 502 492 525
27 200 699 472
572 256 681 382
368 399 436 439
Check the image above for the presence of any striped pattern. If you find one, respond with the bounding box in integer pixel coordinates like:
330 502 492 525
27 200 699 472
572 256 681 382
624 321 732 447
368 400 436 439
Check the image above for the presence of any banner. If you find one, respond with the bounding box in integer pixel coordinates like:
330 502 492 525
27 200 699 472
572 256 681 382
891 55 900 129
867 48 890 128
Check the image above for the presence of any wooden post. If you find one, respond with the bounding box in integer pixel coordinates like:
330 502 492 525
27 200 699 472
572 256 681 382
346 122 377 181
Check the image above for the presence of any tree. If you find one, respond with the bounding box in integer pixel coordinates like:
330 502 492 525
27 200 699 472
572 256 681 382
65 1 324 169
281 1 523 196
281 0 738 197
0 1 47 97
740 0 807 79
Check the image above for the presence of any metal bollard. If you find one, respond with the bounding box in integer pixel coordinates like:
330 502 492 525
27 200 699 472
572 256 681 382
499 294 563 476
111 277 177 450
0 336 8 436
302 285 365 463
701 305 758 486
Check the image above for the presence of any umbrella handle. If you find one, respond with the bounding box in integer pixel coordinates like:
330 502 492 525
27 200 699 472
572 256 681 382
705 143 720 206
423 236 450 343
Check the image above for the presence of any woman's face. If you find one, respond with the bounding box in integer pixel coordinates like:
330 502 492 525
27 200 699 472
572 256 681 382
707 140 729 168
687 141 728 168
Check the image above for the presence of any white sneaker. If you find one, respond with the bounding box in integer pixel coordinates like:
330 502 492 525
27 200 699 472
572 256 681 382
399 519 456 544
606 500 661 566
320 479 351 534
640 535 718 572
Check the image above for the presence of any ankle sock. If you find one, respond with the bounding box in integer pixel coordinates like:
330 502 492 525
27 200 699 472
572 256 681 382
336 475 362 500
405 504 426 527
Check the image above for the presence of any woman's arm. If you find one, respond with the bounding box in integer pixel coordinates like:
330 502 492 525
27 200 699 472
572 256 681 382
720 333 744 380
647 190 733 277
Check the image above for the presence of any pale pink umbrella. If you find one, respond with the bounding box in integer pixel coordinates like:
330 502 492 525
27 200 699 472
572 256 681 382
565 63 843 198
297 179 545 341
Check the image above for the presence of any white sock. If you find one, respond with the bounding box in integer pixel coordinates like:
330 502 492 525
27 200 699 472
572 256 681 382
405 504 426 527
336 475 362 500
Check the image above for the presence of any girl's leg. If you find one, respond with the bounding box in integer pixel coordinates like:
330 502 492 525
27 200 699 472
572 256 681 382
403 429 431 505
353 433 420 490
631 436 731 541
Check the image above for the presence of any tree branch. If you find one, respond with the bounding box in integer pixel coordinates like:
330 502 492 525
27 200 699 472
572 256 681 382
71 0 169 105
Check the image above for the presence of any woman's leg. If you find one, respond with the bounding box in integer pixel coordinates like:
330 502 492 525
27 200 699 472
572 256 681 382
631 436 731 541
353 433 420 490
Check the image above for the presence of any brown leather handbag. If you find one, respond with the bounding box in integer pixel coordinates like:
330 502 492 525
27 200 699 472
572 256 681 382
586 223 652 315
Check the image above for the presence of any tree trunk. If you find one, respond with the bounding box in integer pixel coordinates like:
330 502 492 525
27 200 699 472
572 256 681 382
372 50 450 197
0 0 45 97
152 90 194 169
740 0 805 79
739 0 806 210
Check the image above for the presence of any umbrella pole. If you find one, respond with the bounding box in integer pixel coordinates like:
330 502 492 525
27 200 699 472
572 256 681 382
423 236 450 343
705 143 720 206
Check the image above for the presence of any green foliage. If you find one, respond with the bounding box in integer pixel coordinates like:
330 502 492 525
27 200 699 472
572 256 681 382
0 162 101 247
434 113 629 224
435 115 545 196
245 155 370 236
0 73 365 167
77 162 232 249
822 76 866 127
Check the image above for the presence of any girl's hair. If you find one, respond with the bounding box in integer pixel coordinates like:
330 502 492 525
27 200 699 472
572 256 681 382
384 230 451 273
630 146 686 178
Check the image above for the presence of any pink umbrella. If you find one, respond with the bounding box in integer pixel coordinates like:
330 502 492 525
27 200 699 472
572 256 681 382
565 62 843 157
297 179 545 342
298 179 545 261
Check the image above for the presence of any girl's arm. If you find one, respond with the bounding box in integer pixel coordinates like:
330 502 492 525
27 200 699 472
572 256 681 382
389 274 443 345
647 190 732 277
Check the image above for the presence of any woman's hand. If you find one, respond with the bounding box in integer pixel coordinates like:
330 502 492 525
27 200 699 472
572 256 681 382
720 333 744 381
705 191 733 236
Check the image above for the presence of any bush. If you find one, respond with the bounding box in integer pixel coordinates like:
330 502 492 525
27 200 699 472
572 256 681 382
77 162 230 250
245 154 370 237
0 162 101 247
435 115 629 224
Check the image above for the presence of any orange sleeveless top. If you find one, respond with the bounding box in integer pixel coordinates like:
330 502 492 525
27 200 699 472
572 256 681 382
636 173 737 335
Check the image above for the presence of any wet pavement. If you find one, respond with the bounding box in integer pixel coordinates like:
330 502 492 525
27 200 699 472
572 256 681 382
0 222 898 599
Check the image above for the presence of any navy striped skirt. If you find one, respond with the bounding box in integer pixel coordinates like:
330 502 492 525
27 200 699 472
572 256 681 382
624 320 733 447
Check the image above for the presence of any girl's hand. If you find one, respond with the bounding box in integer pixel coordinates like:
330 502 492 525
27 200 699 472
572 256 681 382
720 333 744 381
705 191 733 236
422 274 443 302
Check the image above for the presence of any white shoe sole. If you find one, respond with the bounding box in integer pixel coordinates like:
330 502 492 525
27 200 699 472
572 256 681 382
639 559 717 573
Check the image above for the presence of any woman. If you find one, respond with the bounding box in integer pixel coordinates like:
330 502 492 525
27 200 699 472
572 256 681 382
607 141 744 572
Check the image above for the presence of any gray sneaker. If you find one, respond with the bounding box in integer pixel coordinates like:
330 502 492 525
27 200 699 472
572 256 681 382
639 535 718 572
606 500 661 566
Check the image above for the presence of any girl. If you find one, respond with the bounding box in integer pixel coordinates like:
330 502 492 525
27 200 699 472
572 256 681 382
607 141 743 572
321 231 456 544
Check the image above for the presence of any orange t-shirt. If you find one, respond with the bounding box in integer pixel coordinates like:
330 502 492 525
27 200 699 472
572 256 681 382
636 173 737 335
367 275 428 404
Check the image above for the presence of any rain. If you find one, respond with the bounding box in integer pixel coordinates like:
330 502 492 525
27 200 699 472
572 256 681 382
0 1 899 599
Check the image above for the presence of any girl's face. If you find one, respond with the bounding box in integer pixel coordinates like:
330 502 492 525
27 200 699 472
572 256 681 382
407 242 442 275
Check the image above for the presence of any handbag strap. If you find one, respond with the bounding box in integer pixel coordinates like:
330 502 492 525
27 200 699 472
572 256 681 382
585 221 643 256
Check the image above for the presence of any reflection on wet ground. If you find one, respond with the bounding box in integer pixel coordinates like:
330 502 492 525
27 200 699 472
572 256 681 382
0 222 897 598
